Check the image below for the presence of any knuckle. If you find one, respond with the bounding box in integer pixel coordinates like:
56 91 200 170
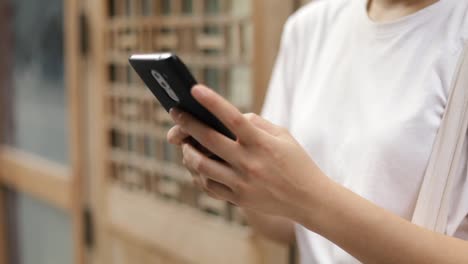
228 114 245 128
194 156 206 173
271 147 286 162
244 112 257 122
257 139 272 152
244 161 264 177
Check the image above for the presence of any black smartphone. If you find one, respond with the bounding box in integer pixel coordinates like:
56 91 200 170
129 53 236 141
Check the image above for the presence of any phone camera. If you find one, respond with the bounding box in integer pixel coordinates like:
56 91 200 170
151 70 180 103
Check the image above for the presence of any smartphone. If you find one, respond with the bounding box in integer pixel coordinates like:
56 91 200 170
128 53 236 141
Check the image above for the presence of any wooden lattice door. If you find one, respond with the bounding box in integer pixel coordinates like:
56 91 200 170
88 0 291 263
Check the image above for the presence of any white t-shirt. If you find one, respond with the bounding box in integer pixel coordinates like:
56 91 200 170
261 0 468 263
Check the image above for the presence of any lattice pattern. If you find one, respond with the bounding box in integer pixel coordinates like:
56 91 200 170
105 0 252 225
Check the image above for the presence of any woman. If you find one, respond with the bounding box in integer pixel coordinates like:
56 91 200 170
167 0 468 263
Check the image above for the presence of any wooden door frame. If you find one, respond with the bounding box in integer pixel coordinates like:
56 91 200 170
252 0 297 113
0 0 12 263
81 0 108 263
0 0 85 263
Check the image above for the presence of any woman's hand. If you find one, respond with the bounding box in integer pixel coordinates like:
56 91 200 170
167 84 330 220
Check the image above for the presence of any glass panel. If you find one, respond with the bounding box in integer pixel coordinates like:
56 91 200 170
161 0 171 15
7 191 73 264
232 0 250 16
182 0 193 14
204 0 219 14
9 0 68 164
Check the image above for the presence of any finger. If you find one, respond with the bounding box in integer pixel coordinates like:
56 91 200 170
182 143 241 190
175 110 240 165
191 85 260 144
191 173 225 200
190 171 216 199
183 137 213 156
167 125 189 145
205 179 236 203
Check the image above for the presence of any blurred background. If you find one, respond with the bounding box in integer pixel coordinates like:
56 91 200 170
0 0 309 263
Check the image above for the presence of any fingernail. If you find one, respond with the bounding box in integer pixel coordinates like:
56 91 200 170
170 108 181 121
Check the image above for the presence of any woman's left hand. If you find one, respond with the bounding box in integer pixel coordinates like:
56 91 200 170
169 85 330 220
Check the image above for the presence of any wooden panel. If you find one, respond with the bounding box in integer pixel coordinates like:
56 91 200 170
252 0 296 113
109 233 188 264
0 147 72 211
86 0 113 262
64 0 86 263
107 185 260 264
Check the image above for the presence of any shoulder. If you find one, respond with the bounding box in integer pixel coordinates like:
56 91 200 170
284 0 352 35
280 0 353 52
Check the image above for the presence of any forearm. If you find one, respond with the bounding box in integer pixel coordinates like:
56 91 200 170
295 179 468 264
244 208 296 245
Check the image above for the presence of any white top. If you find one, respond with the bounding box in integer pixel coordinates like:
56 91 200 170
261 0 468 263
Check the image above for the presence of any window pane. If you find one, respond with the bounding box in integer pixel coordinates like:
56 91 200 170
9 0 68 164
7 191 73 264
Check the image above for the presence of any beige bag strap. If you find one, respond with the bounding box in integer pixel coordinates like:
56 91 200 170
412 42 468 233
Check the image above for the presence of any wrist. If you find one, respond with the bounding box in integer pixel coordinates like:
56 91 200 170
286 170 337 232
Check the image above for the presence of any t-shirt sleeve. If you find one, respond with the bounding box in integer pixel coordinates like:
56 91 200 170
261 16 299 129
